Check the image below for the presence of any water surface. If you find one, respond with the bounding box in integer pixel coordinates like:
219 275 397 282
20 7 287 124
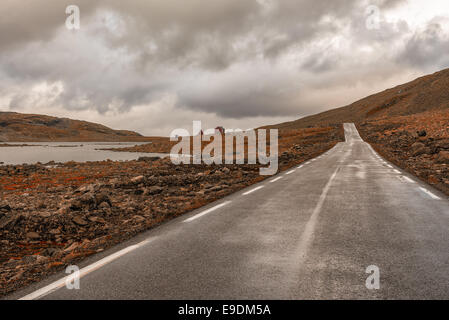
0 142 165 165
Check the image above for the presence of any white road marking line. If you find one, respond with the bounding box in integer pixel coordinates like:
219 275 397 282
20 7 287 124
286 169 296 175
293 167 340 266
20 238 153 300
403 176 415 183
270 176 283 183
305 162 310 165
386 165 393 168
184 201 231 222
393 169 400 174
419 187 441 200
242 186 264 196
297 165 303 169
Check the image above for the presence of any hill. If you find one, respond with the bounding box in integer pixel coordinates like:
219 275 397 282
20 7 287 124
264 68 449 129
0 112 146 142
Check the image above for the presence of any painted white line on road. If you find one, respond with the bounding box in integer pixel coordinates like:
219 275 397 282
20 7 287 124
242 186 264 196
270 177 283 183
184 201 232 223
419 187 441 200
402 176 415 183
393 169 400 174
286 169 296 175
20 238 153 300
297 165 303 169
293 167 340 266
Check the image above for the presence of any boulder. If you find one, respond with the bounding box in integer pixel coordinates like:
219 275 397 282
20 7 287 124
138 156 159 162
0 203 11 212
410 142 429 156
221 167 231 174
58 205 71 215
435 151 449 164
131 175 145 185
64 242 80 252
41 247 61 257
98 201 111 210
145 186 163 195
0 214 22 230
26 231 40 240
72 216 88 226
417 130 427 137
208 186 222 192
76 184 95 194
95 192 111 207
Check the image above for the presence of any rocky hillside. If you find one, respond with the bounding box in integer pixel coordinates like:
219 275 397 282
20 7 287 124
0 112 145 142
265 68 449 129
357 110 449 195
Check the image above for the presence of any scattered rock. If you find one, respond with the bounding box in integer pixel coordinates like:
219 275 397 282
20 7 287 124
410 142 429 156
95 192 111 207
221 167 231 174
35 255 49 264
72 216 88 226
435 151 449 164
26 232 40 240
0 204 11 212
417 130 427 137
208 186 222 192
22 255 37 264
145 186 163 195
41 247 61 257
98 201 111 210
138 156 159 162
49 228 61 235
64 242 79 252
133 215 145 223
131 175 145 184
58 205 71 215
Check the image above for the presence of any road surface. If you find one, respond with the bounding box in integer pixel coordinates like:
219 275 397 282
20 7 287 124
13 123 449 299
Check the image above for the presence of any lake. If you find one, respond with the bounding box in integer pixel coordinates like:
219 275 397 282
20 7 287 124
0 142 170 165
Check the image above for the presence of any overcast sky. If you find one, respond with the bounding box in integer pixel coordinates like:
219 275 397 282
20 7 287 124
1 0 449 135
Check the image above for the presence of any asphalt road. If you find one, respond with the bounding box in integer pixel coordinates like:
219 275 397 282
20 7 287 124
14 123 449 299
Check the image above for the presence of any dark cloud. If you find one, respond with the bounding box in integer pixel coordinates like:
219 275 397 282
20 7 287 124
0 0 100 50
0 0 448 135
399 20 449 69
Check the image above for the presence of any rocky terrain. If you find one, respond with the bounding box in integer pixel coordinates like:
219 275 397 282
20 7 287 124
0 125 343 297
0 112 149 142
358 110 449 195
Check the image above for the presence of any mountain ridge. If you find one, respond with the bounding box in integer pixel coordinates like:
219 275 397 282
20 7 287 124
264 68 449 129
0 111 146 142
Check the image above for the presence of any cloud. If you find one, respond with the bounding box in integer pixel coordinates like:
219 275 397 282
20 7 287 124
399 19 449 69
0 0 448 135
